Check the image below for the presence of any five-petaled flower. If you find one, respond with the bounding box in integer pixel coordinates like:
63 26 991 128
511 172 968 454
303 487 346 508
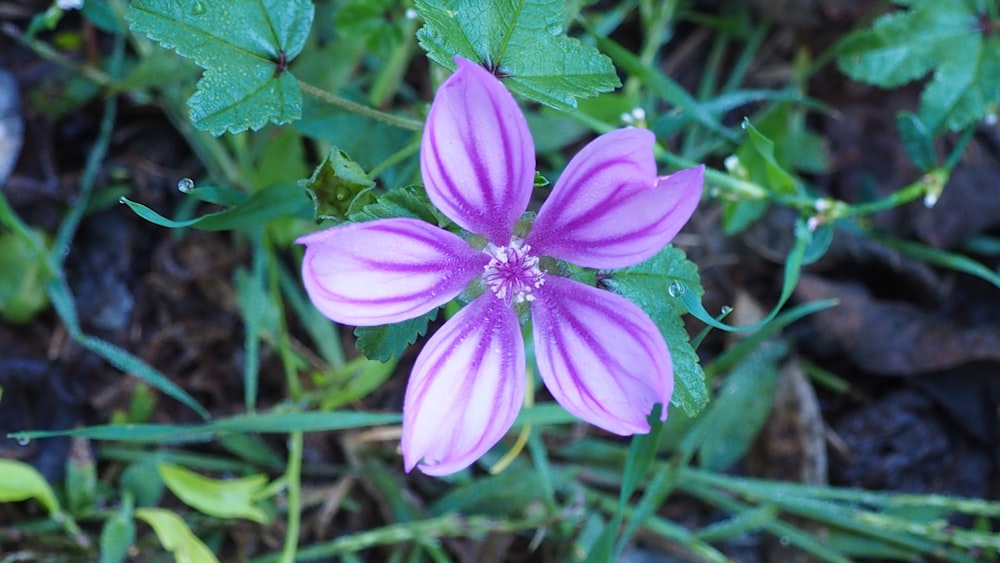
298 57 704 475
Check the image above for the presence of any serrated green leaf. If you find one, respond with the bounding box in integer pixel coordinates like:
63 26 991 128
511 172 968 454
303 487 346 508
837 0 1000 132
158 463 269 523
301 149 376 223
121 182 312 231
135 508 220 563
414 0 620 111
127 0 314 134
602 246 709 417
354 308 439 362
347 185 443 224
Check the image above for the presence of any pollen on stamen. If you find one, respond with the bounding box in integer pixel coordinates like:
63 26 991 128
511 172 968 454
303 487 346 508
482 239 546 305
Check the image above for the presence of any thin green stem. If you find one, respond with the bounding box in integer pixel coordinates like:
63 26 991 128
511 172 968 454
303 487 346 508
278 431 304 563
367 135 421 179
298 80 423 132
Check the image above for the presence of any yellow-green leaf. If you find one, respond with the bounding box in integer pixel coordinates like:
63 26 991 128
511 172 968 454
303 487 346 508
136 508 220 563
0 459 61 515
158 463 269 523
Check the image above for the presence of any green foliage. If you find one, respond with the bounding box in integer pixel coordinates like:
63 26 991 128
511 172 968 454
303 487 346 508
697 341 786 471
121 182 312 231
127 0 314 135
837 0 1000 132
335 0 409 56
99 500 135 563
354 309 439 362
301 149 376 223
0 228 50 324
0 459 62 515
158 463 270 523
414 0 620 110
348 185 443 224
602 246 708 417
135 507 220 563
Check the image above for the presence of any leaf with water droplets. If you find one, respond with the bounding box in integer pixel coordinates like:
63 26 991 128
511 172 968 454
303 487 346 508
602 246 708 417
127 0 313 135
414 0 620 111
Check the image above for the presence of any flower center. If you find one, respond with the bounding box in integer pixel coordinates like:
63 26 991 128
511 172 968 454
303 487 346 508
482 238 546 304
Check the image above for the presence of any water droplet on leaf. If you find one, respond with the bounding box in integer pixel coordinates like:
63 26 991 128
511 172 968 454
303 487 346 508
191 1 206 15
177 178 194 193
667 282 685 297
720 305 733 314
17 437 30 446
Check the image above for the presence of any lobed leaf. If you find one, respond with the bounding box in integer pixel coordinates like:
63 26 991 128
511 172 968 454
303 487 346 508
127 0 314 134
414 0 620 111
837 0 1000 132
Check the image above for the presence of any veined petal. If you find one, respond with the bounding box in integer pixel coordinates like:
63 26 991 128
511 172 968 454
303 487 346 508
421 57 534 244
403 294 525 475
526 128 703 269
531 276 672 435
297 218 485 326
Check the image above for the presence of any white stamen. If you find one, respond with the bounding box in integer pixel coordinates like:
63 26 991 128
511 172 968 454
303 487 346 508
482 239 545 304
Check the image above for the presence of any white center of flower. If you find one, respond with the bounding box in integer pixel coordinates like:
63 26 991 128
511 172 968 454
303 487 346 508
482 238 545 304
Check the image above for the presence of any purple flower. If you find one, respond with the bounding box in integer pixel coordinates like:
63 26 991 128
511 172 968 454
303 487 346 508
298 57 703 475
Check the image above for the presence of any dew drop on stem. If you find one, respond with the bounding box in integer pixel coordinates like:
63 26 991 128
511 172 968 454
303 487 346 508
177 178 194 193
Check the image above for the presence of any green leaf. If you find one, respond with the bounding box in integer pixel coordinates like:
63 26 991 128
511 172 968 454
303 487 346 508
158 463 269 523
737 118 798 195
318 355 399 410
11 410 403 443
354 308 439 362
896 110 938 171
697 341 787 471
135 507 220 563
301 148 376 222
0 459 62 514
837 0 1000 132
414 0 620 111
348 185 443 224
99 500 135 563
619 408 666 504
602 246 709 417
127 0 314 135
121 182 312 231
0 229 50 324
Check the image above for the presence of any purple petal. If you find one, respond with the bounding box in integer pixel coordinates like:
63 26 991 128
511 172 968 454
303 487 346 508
403 294 525 475
421 56 534 244
526 128 703 269
297 218 486 326
531 276 672 435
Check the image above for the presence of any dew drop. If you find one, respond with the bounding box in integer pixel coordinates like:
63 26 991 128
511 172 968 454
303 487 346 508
720 305 733 314
17 437 30 446
191 1 206 15
118 195 127 204
177 177 194 193
667 281 685 297
779 536 791 546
